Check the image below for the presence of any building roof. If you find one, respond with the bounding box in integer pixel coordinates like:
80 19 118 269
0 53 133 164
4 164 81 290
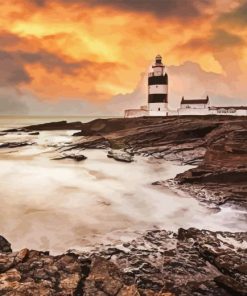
181 96 209 105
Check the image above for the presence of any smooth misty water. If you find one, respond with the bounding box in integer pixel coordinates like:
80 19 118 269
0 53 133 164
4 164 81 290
0 117 246 254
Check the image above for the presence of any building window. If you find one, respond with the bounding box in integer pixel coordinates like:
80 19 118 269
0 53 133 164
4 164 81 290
218 108 227 113
158 108 160 111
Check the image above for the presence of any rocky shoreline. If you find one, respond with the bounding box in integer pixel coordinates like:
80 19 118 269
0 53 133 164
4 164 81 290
1 115 247 295
0 228 246 295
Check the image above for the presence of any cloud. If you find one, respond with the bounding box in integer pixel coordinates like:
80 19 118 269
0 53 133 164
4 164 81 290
0 51 31 86
218 1 247 26
0 31 22 47
0 60 246 116
0 87 29 114
0 46 125 100
0 0 246 116
18 51 84 74
211 29 245 47
30 0 213 19
84 0 211 19
111 61 247 113
179 29 245 53
168 61 246 107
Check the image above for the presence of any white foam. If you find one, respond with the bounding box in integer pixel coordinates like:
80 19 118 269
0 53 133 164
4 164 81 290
0 132 246 254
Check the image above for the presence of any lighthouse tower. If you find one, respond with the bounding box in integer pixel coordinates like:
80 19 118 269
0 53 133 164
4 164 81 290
148 55 168 116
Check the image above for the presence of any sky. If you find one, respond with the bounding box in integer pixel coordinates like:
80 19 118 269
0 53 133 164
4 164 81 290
0 0 247 116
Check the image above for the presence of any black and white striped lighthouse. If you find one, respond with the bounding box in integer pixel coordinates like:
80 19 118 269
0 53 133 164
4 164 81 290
148 55 168 115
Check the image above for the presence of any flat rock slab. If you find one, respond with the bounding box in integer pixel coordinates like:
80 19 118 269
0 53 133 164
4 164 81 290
0 142 33 149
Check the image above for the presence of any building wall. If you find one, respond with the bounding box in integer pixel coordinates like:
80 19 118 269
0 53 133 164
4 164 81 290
178 108 210 116
149 102 168 112
235 109 247 116
180 103 208 109
149 84 168 94
124 109 148 118
210 108 247 116
125 107 246 118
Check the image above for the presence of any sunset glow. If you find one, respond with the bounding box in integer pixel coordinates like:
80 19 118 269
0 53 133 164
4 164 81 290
0 0 246 114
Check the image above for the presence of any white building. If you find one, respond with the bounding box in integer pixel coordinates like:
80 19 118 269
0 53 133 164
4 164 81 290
209 106 247 116
178 96 210 115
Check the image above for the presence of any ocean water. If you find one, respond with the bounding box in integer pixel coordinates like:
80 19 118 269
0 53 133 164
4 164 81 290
0 116 246 254
0 115 115 130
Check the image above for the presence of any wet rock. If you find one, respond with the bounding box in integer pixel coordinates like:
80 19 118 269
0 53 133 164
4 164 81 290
175 122 247 209
0 141 33 149
214 275 247 296
5 120 84 132
107 150 134 163
0 236 12 253
0 229 246 295
29 132 40 135
84 257 124 295
69 136 110 149
53 154 87 161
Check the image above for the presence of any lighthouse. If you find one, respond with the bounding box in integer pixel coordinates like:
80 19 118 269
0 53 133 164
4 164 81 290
148 55 168 116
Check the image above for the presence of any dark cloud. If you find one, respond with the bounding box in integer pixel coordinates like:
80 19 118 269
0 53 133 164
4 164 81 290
89 0 206 18
211 29 245 48
18 51 85 74
0 51 31 86
34 0 46 6
179 29 245 53
0 48 88 88
0 32 22 47
218 1 247 26
33 0 213 19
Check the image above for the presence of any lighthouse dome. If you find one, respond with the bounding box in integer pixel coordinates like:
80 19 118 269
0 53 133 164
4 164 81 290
155 54 163 65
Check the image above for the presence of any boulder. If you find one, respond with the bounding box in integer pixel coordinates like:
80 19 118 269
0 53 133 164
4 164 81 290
107 150 134 163
0 236 12 253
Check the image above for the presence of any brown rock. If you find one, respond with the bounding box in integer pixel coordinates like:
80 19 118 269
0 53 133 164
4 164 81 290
214 275 247 296
59 273 81 290
15 248 29 264
0 269 21 292
117 285 140 296
0 235 12 253
84 257 123 295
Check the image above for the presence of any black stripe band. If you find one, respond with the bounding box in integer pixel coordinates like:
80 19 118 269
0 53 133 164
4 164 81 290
148 74 168 85
148 94 168 103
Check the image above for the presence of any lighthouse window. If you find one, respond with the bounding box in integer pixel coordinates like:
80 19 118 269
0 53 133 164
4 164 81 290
158 108 160 111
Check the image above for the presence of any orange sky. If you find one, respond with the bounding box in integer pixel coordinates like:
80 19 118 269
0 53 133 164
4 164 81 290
0 0 247 114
